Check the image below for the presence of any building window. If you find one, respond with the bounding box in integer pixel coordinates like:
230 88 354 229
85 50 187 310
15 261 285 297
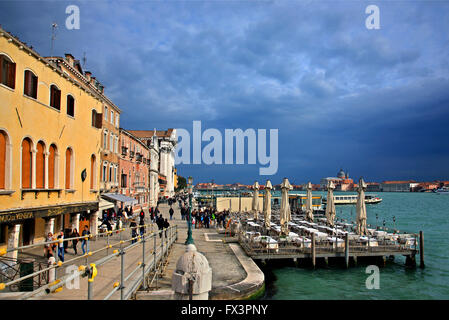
115 114 119 127
65 148 73 189
110 134 113 152
113 166 117 184
0 131 7 189
24 70 38 98
110 110 114 124
102 162 107 182
48 144 57 189
104 106 108 121
36 141 45 189
121 173 127 188
50 85 61 110
0 54 16 89
90 154 96 189
109 165 113 183
67 95 75 117
21 138 32 189
103 131 108 150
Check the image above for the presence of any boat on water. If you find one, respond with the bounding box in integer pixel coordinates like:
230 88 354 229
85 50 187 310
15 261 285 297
323 194 382 205
433 186 449 194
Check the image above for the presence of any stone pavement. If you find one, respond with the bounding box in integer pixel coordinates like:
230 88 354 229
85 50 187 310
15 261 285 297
136 203 264 300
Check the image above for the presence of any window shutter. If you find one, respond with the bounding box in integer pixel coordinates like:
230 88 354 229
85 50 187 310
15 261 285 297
24 71 30 96
95 113 103 128
32 74 38 98
0 56 3 83
8 62 16 89
56 88 61 110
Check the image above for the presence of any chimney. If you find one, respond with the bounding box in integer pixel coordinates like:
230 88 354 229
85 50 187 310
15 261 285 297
91 76 96 86
65 53 75 67
85 71 92 82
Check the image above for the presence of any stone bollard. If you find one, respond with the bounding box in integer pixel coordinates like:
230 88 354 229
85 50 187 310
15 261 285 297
172 244 212 300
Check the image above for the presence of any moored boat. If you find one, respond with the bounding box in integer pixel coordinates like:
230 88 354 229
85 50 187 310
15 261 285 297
434 186 449 194
323 194 382 205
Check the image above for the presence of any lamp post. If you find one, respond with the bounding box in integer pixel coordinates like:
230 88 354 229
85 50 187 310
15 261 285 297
185 176 194 245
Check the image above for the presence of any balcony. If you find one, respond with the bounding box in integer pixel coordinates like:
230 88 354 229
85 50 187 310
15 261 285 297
133 182 146 193
121 146 128 156
136 153 143 163
129 151 135 158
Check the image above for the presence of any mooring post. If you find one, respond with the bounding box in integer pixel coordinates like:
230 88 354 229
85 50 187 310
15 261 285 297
311 233 316 269
344 233 349 268
419 231 425 269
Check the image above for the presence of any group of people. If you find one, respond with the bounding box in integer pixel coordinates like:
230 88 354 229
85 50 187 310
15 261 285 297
179 205 230 230
44 225 91 262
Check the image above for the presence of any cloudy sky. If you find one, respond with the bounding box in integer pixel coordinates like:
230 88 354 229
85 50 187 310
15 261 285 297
1 0 449 184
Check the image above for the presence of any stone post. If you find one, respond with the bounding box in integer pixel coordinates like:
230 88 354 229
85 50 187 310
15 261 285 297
7 224 21 260
89 210 100 236
172 244 212 300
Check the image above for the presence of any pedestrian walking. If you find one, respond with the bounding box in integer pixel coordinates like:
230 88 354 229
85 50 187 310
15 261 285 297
57 231 64 262
130 219 138 244
139 219 145 238
164 218 170 238
44 232 53 258
169 206 174 220
81 225 90 255
71 228 80 255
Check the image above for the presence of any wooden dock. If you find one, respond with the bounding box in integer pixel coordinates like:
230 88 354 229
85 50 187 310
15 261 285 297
233 214 423 268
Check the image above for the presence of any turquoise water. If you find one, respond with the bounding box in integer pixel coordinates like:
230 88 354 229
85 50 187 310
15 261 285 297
265 192 449 300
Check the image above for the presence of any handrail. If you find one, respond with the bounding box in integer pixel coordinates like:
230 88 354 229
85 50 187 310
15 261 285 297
0 224 177 297
2 222 155 254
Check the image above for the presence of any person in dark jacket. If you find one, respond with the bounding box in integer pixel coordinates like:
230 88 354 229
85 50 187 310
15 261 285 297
71 228 80 255
163 218 170 238
169 207 174 220
139 218 145 237
130 219 138 244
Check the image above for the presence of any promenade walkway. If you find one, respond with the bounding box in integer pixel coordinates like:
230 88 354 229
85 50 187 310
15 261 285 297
137 204 264 300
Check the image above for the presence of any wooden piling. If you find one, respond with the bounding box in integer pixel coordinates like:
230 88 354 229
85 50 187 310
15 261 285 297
311 233 316 269
344 233 349 268
419 231 425 269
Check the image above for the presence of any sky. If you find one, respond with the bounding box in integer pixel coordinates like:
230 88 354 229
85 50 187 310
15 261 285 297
1 0 449 185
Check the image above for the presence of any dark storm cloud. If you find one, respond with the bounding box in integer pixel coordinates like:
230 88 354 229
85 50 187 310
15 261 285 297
1 0 448 184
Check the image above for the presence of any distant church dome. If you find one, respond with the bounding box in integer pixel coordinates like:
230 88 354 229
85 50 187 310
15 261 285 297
337 169 346 179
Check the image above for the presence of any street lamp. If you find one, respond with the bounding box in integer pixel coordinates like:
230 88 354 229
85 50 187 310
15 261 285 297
185 176 194 245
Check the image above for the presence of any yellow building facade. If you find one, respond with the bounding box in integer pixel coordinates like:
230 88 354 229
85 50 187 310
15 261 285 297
0 28 103 257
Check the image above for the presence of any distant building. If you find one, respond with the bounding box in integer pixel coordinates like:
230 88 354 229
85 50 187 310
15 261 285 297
366 182 381 192
118 129 150 210
320 169 354 191
129 129 177 199
380 180 416 192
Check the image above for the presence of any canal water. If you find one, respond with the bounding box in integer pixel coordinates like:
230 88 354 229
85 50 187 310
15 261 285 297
263 192 449 299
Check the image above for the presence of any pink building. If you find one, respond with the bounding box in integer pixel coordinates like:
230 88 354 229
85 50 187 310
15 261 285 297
119 129 150 211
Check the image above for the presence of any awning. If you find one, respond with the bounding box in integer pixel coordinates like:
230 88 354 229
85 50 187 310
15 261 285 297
99 198 115 210
101 193 138 205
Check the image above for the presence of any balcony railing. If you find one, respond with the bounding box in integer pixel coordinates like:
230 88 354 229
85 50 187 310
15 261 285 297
121 146 128 156
136 154 143 163
129 151 135 158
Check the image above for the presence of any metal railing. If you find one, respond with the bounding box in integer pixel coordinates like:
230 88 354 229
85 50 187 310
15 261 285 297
0 223 178 299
